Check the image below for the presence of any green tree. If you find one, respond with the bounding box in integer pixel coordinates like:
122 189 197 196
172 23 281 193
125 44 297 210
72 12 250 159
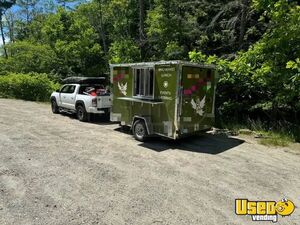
0 41 57 74
40 0 56 13
40 8 105 77
4 9 17 43
77 0 110 57
17 0 39 23
109 38 140 63
190 0 300 127
146 0 183 59
0 0 16 58
57 0 85 9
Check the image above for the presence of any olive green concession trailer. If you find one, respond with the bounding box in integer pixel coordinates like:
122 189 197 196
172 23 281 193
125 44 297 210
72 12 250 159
110 61 217 141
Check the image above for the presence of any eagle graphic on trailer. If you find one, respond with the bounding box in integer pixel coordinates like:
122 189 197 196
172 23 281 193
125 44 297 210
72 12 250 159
191 96 206 116
118 82 127 96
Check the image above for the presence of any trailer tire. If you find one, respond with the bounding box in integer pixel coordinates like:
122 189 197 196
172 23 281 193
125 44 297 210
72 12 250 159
51 99 59 114
133 120 148 142
76 105 89 122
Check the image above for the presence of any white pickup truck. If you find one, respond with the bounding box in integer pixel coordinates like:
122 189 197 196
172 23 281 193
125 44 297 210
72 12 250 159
50 77 112 122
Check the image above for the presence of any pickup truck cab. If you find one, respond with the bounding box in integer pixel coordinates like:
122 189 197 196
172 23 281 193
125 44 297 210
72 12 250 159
50 77 112 122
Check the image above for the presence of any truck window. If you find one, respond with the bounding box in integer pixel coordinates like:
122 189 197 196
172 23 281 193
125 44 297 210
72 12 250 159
67 85 76 94
133 68 154 99
61 85 70 93
61 85 76 94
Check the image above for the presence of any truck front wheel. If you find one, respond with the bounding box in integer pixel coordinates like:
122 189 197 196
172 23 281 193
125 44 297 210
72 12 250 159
133 120 148 142
76 105 89 122
51 99 59 114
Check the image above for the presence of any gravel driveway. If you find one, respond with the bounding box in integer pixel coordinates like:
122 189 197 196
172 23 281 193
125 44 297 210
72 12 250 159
0 98 299 225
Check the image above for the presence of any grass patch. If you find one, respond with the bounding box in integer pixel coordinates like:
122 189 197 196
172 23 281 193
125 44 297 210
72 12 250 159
217 119 297 147
256 131 294 147
238 129 253 135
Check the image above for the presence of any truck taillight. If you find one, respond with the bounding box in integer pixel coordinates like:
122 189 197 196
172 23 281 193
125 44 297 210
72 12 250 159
92 98 97 107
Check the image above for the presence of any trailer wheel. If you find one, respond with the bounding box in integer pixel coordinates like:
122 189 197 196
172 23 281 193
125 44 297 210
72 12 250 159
51 99 59 114
76 105 89 122
133 120 148 142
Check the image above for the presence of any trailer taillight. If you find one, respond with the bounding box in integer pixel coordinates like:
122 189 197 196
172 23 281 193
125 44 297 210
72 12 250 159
92 98 97 107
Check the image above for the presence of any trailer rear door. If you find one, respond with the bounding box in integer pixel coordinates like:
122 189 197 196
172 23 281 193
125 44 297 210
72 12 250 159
180 66 216 134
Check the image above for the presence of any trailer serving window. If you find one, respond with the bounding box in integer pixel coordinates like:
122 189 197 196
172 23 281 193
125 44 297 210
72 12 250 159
133 68 154 99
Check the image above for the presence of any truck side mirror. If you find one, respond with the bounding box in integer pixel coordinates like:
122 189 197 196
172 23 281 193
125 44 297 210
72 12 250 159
56 89 60 93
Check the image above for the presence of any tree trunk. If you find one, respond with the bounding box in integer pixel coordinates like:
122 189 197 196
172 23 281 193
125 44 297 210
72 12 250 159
5 12 15 44
0 10 8 59
98 2 108 55
238 0 248 49
164 0 170 19
26 0 30 23
139 0 145 59
62 1 66 9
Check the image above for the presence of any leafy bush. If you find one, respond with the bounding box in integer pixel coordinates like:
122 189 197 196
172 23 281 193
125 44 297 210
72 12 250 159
257 131 295 147
4 41 57 75
0 73 60 102
189 2 300 124
189 49 300 142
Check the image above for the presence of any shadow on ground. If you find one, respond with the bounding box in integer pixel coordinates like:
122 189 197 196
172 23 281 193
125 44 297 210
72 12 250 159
59 113 244 154
115 127 245 155
60 113 118 125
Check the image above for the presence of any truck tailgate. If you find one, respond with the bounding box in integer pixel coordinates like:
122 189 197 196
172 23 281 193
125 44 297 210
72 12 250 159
97 95 112 108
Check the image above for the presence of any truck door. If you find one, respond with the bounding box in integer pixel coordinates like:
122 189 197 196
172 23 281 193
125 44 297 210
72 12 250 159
59 85 76 109
63 85 76 109
59 85 69 108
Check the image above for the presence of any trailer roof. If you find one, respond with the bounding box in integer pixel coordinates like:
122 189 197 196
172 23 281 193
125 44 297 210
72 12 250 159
110 60 216 69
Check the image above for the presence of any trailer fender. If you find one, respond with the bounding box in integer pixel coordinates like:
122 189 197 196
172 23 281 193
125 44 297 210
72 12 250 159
132 116 153 135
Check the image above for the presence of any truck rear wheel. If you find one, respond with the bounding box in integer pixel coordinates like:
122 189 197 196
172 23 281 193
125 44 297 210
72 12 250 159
133 120 148 142
51 99 59 114
76 105 89 122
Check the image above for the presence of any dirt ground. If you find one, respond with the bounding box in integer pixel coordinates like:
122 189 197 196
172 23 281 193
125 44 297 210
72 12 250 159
0 98 299 225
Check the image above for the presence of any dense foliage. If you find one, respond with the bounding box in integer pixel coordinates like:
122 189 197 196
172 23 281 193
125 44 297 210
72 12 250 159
189 1 300 140
1 0 271 76
0 0 299 139
0 73 59 101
